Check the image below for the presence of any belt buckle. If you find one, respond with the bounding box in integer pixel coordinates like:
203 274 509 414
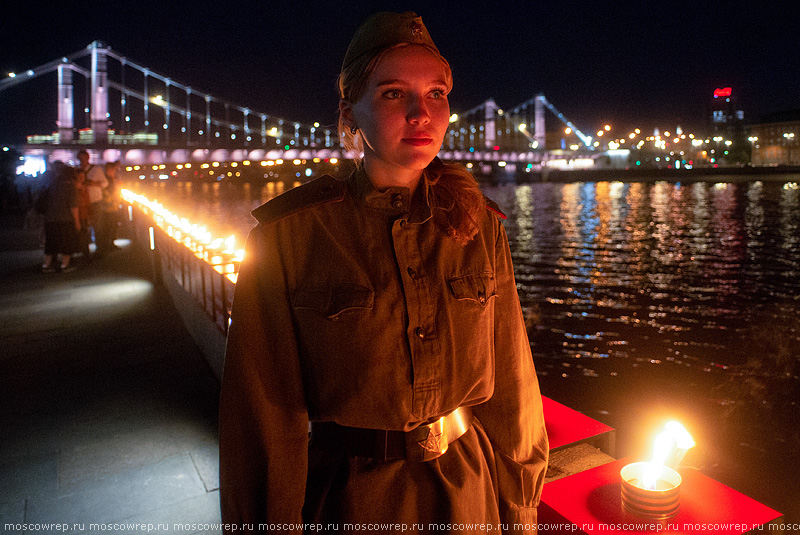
406 416 448 462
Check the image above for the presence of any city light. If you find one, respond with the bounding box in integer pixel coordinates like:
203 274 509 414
2 41 762 173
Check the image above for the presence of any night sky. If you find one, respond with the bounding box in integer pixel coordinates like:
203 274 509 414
2 0 799 144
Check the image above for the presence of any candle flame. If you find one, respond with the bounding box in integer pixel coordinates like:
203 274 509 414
642 421 694 490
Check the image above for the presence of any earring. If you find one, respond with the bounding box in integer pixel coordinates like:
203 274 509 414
350 126 358 135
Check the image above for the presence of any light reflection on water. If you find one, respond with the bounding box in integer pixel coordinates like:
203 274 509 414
485 180 800 380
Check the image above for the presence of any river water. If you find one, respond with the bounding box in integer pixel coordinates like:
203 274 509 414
124 171 800 524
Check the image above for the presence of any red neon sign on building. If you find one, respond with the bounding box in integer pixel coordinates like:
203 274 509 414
714 87 732 98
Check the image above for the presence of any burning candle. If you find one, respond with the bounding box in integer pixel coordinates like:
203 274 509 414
620 421 695 519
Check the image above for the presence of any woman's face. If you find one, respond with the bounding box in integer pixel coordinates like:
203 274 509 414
343 45 451 186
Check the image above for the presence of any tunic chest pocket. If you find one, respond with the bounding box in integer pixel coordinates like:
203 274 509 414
292 284 374 320
448 272 497 307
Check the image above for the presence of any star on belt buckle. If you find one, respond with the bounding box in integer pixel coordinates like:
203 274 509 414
408 416 448 461
418 428 442 453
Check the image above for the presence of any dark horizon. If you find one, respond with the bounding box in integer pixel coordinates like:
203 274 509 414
2 1 799 144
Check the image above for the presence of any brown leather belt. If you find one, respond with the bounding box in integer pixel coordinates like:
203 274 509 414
310 406 473 462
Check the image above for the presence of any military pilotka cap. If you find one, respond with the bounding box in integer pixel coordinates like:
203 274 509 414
342 11 440 70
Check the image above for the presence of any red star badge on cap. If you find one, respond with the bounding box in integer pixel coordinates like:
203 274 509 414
410 21 422 36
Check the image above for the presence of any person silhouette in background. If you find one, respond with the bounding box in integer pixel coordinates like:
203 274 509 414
74 167 92 262
76 149 107 256
98 161 121 253
41 162 80 273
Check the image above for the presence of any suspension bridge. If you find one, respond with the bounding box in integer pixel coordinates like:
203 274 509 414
1 41 611 171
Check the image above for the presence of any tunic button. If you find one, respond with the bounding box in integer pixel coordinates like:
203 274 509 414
400 219 407 228
478 292 486 305
392 194 403 209
415 327 425 339
407 267 417 278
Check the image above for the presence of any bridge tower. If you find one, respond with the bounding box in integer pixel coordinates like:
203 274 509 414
57 63 74 143
90 41 109 144
534 94 546 149
484 98 498 149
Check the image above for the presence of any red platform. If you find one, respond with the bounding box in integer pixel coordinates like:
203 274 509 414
542 395 615 455
538 458 784 534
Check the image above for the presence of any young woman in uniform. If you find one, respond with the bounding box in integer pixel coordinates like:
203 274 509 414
219 12 548 534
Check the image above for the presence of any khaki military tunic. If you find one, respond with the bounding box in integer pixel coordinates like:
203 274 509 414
219 169 548 534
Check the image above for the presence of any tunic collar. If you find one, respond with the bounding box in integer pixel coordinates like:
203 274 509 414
351 167 432 224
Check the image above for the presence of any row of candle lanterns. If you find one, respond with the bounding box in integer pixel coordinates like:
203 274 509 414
120 188 245 283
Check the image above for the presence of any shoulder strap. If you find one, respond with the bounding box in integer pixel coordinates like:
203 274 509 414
251 175 347 225
484 196 507 219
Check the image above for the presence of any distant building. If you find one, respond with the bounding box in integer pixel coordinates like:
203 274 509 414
711 88 744 133
709 87 749 164
749 110 800 166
